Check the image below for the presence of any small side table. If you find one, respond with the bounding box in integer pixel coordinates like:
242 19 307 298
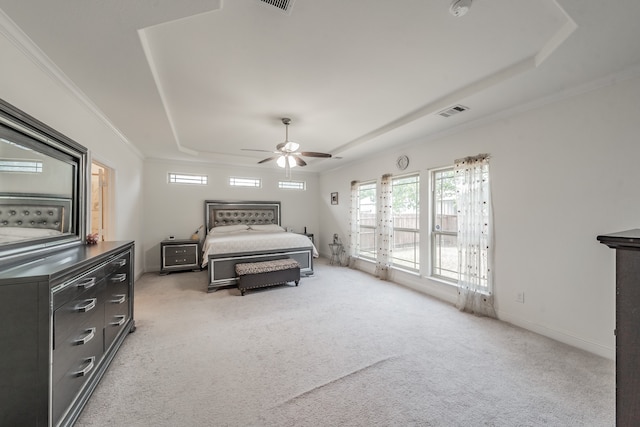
328 243 344 266
160 239 200 274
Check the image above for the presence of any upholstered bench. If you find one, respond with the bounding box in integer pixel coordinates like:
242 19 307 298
235 258 300 296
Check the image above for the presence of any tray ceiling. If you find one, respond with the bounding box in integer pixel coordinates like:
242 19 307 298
0 0 639 172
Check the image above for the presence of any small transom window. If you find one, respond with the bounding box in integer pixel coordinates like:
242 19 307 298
278 180 306 190
168 173 208 185
0 159 43 173
229 177 262 188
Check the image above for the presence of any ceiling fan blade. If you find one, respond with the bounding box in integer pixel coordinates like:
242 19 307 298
300 151 332 158
258 156 278 164
293 156 307 167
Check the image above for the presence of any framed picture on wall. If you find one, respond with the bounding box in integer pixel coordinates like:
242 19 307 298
331 192 338 205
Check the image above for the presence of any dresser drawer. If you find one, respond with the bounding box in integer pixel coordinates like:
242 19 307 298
52 291 105 385
164 244 197 258
54 282 104 350
105 252 130 276
52 333 104 424
53 265 104 310
104 279 129 350
105 301 129 351
165 253 198 266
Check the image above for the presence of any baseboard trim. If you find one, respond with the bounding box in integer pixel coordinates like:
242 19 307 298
497 310 615 360
336 259 615 360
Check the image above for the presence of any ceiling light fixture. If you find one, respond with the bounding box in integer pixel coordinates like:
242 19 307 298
277 119 298 177
276 154 297 169
241 117 332 179
449 0 472 17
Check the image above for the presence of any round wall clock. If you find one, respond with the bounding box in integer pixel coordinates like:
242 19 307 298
396 155 409 171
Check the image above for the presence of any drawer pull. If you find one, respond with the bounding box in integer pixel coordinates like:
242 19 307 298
74 356 95 377
77 277 96 290
110 273 127 283
110 315 126 326
110 294 126 304
112 258 127 268
74 327 96 345
75 298 96 313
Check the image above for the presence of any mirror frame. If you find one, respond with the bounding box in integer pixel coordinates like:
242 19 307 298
0 98 88 264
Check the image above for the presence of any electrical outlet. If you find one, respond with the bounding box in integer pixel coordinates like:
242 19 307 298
516 292 525 303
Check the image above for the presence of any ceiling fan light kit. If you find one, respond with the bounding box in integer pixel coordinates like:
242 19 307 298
276 155 297 168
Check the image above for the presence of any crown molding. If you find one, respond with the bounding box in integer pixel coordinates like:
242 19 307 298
0 8 145 160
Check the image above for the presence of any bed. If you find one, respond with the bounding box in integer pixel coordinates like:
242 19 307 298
0 194 71 244
203 200 317 292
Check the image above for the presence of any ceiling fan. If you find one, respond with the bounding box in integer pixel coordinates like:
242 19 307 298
242 118 332 175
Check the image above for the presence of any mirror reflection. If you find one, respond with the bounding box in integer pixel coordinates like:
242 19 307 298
0 136 76 246
0 136 74 197
0 105 83 254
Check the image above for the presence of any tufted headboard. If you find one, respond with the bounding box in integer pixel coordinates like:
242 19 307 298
0 194 72 232
205 200 281 232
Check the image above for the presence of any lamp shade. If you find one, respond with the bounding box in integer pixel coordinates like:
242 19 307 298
277 155 297 168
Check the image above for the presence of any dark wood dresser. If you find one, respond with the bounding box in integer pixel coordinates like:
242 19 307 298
0 241 135 426
597 229 640 426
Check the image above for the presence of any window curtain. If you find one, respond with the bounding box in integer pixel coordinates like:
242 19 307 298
455 154 495 317
375 174 393 280
348 180 359 268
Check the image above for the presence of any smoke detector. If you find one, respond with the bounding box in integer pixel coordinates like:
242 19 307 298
449 0 472 17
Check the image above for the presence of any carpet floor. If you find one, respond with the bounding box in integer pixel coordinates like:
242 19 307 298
75 258 614 426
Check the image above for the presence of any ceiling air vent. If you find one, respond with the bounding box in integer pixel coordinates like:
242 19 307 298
259 0 296 14
437 104 469 118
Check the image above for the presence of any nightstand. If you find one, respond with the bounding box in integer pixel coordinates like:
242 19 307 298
160 239 200 274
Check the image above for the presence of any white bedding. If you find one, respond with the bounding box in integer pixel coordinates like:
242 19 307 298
0 227 62 244
202 230 318 268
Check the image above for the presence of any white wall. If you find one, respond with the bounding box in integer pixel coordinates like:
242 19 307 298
319 74 640 359
143 159 319 272
0 27 146 278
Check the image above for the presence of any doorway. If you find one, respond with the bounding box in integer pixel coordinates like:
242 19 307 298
91 161 113 241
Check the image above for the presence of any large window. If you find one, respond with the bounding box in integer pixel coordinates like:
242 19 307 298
431 168 458 281
391 174 419 271
356 181 377 260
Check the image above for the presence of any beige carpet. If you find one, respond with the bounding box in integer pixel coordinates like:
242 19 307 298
76 258 614 426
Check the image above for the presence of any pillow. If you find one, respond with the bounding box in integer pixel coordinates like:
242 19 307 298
210 224 249 234
248 224 286 232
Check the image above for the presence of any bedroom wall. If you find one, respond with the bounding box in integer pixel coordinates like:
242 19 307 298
143 159 319 272
318 73 640 360
0 26 146 278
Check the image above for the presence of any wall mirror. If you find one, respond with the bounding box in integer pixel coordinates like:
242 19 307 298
0 98 87 263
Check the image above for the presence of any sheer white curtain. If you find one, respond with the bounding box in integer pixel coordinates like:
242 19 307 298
375 174 393 280
348 180 359 268
455 154 495 317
